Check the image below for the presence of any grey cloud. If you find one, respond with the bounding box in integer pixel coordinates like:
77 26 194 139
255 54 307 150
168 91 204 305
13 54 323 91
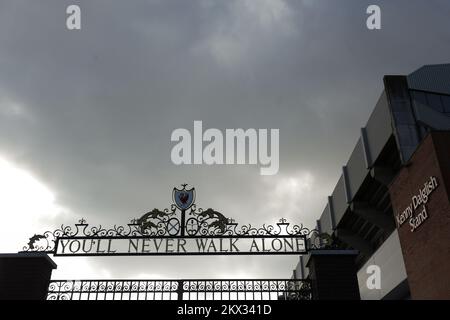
0 0 450 279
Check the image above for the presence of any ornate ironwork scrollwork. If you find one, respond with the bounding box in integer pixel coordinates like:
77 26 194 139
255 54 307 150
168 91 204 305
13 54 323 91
22 184 338 253
47 279 312 300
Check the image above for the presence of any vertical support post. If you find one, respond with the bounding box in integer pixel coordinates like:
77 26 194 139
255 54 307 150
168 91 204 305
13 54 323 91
306 250 360 300
176 280 184 301
0 253 57 300
180 209 186 236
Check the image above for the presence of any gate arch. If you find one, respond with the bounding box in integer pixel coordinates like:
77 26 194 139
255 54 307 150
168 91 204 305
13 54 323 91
22 184 334 300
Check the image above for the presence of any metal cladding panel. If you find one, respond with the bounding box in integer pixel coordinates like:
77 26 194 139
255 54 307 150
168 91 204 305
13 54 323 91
410 90 450 130
412 98 450 130
319 203 333 236
407 64 450 95
330 175 348 226
294 260 302 278
346 139 368 202
365 92 393 165
294 256 308 279
384 76 421 163
357 230 408 300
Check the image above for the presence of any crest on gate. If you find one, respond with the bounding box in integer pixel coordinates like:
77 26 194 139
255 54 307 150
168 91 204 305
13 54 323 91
173 184 195 210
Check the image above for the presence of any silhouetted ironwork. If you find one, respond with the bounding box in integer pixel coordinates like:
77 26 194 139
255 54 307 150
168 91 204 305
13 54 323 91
47 279 312 300
22 184 336 254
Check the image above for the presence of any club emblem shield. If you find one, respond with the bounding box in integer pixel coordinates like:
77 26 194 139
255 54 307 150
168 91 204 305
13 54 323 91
173 185 195 210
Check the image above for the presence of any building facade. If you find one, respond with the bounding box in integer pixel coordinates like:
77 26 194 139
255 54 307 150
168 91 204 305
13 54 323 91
292 64 450 300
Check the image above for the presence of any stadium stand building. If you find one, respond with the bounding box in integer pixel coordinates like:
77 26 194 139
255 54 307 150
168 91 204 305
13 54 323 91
292 64 450 300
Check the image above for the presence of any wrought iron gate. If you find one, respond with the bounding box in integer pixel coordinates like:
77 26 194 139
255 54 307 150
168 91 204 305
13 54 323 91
21 185 332 301
47 279 312 300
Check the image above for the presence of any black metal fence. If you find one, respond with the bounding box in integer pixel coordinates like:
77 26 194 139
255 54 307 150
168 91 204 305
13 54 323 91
47 279 312 300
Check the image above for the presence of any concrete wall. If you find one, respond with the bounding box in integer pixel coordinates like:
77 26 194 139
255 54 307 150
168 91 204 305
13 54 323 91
357 230 408 300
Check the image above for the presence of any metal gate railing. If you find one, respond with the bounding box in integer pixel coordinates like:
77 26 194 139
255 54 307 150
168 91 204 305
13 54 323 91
47 279 312 300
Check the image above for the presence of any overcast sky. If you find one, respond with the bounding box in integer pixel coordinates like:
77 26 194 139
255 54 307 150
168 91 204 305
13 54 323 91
1 0 450 280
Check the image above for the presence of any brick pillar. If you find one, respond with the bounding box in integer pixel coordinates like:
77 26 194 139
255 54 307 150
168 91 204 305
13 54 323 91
306 250 360 300
0 253 57 300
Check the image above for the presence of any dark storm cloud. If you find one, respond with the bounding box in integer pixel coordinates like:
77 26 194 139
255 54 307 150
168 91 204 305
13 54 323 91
0 0 449 278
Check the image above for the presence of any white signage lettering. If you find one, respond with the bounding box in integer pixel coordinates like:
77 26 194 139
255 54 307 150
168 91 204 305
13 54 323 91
55 236 306 256
395 176 438 232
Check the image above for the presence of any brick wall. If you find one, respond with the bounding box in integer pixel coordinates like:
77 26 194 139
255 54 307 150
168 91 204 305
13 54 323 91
389 131 450 299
